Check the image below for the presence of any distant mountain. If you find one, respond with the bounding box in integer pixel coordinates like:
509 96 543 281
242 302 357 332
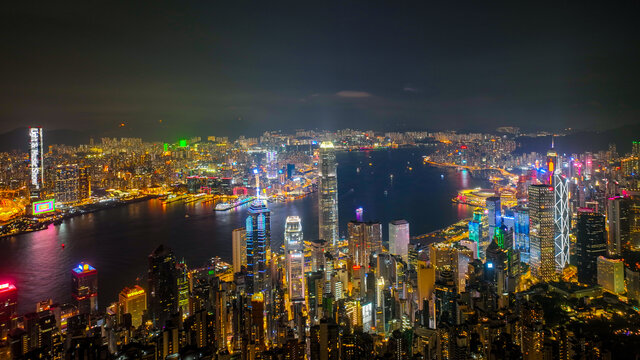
515 124 640 155
0 127 89 152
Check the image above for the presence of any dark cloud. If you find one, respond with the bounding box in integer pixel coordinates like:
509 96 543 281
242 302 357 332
1 1 639 140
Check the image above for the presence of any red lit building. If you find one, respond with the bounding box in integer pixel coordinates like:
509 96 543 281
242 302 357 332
71 263 98 315
0 282 18 335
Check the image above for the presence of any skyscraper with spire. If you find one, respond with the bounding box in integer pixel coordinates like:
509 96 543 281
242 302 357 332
318 142 339 249
547 139 570 270
245 188 271 295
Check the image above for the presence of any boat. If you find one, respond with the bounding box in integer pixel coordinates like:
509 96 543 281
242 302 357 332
214 196 255 211
185 214 190 218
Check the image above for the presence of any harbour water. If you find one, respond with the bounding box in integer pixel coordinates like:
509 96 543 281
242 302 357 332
0 148 488 314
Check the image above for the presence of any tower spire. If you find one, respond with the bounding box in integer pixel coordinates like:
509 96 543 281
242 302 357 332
551 134 555 149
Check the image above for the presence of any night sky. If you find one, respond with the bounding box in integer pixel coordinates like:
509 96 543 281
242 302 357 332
2 1 639 140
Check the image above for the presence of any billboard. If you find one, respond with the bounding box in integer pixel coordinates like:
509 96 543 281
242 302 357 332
32 199 55 215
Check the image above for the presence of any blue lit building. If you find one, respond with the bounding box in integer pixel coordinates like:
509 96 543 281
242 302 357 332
246 198 271 295
514 206 530 263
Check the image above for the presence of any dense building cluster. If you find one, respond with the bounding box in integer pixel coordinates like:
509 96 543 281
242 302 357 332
1 129 640 359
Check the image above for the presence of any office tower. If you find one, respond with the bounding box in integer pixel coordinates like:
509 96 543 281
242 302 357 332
486 196 502 239
245 197 271 294
118 285 147 328
597 256 624 294
284 216 305 304
348 221 382 267
148 245 177 327
416 260 435 311
310 318 340 360
24 310 56 353
29 127 44 199
318 141 339 247
575 209 607 285
71 262 98 315
309 239 328 272
552 170 570 270
514 206 530 263
606 196 630 256
176 261 190 317
284 216 303 252
529 185 555 282
78 166 91 201
434 270 457 327
468 208 483 258
0 282 17 336
389 220 410 261
232 228 247 273
55 164 80 204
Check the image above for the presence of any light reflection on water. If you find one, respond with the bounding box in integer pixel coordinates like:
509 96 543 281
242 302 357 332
0 149 486 314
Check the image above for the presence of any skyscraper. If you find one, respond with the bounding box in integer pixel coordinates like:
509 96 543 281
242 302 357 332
118 285 147 328
514 205 530 263
55 164 80 204
148 245 177 327
552 170 570 270
389 220 410 262
78 166 91 202
606 196 630 256
575 208 607 285
28 127 44 200
232 228 247 273
348 221 382 267
245 198 271 295
486 197 502 239
284 216 305 302
318 142 339 247
0 282 17 336
528 185 555 282
71 262 98 315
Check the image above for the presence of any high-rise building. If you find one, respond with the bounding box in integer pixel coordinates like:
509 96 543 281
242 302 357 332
348 221 382 267
514 206 530 263
529 185 555 282
0 282 17 336
148 245 177 327
55 164 80 204
606 196 630 256
71 262 98 315
486 197 502 239
575 208 607 285
389 220 410 261
318 142 339 247
245 198 271 294
468 208 483 258
597 256 625 294
28 127 44 199
310 318 340 360
552 170 570 270
118 285 147 328
176 261 190 317
78 166 91 201
284 216 305 303
232 228 247 273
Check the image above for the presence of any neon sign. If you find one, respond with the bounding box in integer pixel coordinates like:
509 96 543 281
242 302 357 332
32 199 55 214
29 127 43 189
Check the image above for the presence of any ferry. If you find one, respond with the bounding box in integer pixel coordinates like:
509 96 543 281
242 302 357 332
214 196 254 211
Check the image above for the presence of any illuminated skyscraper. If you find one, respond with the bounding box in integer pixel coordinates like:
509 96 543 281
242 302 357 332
118 285 147 328
284 216 305 302
575 208 607 285
176 261 190 317
606 196 630 256
552 169 570 270
468 208 483 258
71 262 98 315
514 205 530 263
148 245 177 327
232 228 247 273
528 185 555 282
245 197 271 294
0 282 17 336
28 127 44 200
78 166 91 201
318 142 339 247
348 221 382 267
389 220 410 262
486 197 501 239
